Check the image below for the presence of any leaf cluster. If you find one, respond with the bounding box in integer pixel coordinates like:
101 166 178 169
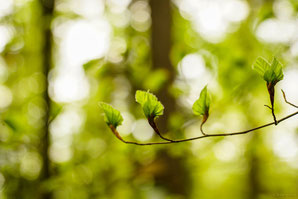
253 57 284 85
135 90 164 119
99 87 210 128
99 57 285 131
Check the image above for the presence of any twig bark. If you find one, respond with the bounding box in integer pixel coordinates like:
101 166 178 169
107 91 298 146
281 89 298 108
267 82 278 125
108 110 298 146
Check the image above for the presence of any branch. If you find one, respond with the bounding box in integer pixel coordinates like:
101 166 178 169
264 104 278 125
108 110 298 146
105 90 298 146
267 83 278 125
281 89 298 109
109 125 172 145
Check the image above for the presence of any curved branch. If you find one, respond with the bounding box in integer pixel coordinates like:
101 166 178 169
199 110 298 137
281 89 298 109
108 111 298 146
109 125 172 145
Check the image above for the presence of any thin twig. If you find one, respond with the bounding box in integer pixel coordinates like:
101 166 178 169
264 105 272 110
267 83 278 125
109 110 298 146
147 118 176 142
200 114 208 135
271 106 278 125
281 89 298 108
109 125 172 145
264 104 278 125
107 90 298 146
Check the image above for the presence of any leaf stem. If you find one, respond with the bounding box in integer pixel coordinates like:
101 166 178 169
147 117 176 142
267 83 278 125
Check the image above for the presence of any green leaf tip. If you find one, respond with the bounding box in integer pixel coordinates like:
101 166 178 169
192 86 211 117
135 90 164 119
253 57 284 85
99 102 123 128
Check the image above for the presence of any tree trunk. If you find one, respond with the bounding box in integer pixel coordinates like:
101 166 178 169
39 0 55 198
147 0 192 197
247 134 262 199
149 0 176 132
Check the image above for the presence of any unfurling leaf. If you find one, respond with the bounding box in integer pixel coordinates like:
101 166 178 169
135 90 164 118
253 57 284 125
253 57 284 85
99 102 123 128
192 86 211 118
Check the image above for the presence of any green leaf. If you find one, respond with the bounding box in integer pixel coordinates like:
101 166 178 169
253 57 284 84
253 57 270 76
135 90 164 118
99 102 123 128
192 86 211 116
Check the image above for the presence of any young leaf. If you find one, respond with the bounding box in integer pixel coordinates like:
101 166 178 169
253 57 284 85
99 102 123 128
253 57 270 77
266 57 283 84
192 86 211 117
135 90 164 118
253 57 284 125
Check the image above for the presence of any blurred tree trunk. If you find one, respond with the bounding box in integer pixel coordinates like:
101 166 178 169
146 0 192 197
149 0 176 132
39 0 55 198
247 134 262 199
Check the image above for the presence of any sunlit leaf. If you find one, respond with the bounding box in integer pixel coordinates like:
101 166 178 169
99 102 123 128
253 57 284 85
253 57 270 76
135 90 164 118
192 86 211 116
266 57 283 83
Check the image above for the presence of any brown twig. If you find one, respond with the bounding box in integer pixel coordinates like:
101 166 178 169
109 125 172 145
264 104 278 125
200 114 209 136
108 110 298 146
106 90 298 146
147 117 176 142
267 82 278 125
281 89 298 108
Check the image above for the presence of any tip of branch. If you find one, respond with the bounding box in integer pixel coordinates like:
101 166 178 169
264 105 272 110
281 89 298 109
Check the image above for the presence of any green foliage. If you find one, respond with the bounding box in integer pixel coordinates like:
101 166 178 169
144 69 169 92
2 0 298 198
83 58 104 71
253 57 284 85
135 90 164 118
99 102 123 128
192 86 211 116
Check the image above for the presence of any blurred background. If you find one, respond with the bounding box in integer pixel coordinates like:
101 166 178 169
0 0 298 198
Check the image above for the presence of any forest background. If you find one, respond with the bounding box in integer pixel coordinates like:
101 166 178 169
0 0 298 198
